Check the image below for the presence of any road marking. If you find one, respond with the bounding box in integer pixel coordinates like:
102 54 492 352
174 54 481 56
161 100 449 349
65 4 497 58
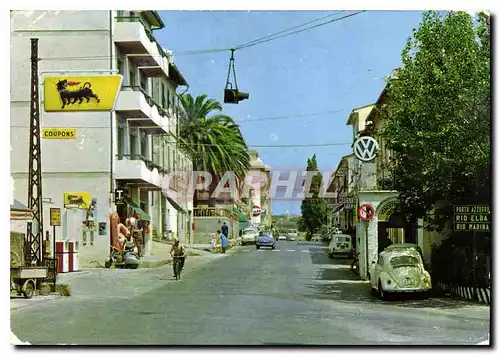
272 249 280 252
286 249 295 252
301 250 310 253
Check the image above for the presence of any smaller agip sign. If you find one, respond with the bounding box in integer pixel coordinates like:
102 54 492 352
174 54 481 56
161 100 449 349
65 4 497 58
44 75 123 112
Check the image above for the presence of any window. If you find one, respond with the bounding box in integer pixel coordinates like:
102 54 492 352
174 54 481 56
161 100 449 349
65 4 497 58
117 121 124 160
166 89 170 110
161 82 166 108
390 256 419 268
130 133 137 160
140 133 147 158
129 70 136 87
117 59 123 75
140 75 148 93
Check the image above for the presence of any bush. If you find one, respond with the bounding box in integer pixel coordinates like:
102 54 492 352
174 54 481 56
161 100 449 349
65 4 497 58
431 232 491 288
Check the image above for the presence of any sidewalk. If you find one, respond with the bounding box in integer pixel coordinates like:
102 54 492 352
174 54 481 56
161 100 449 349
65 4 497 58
11 243 239 311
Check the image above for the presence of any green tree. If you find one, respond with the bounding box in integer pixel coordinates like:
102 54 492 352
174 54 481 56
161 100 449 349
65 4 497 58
381 11 491 232
300 154 329 240
178 94 250 181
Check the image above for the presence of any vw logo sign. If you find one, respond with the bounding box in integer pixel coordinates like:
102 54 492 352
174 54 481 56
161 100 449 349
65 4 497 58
353 136 379 162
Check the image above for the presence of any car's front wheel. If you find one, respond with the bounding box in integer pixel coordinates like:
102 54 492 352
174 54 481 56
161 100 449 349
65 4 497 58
256 245 260 249
379 280 388 300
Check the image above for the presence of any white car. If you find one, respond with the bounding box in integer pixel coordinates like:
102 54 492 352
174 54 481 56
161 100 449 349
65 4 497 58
328 234 353 258
286 229 298 241
278 234 287 241
241 228 259 245
311 234 322 242
369 248 431 300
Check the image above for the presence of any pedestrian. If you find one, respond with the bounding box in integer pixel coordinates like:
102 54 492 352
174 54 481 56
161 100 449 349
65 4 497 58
221 222 229 238
218 229 229 253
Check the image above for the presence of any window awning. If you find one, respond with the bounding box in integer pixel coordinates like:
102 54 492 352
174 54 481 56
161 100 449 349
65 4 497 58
10 200 34 220
124 197 151 221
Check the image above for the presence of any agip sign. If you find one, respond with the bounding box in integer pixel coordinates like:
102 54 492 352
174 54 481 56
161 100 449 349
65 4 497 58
44 75 123 112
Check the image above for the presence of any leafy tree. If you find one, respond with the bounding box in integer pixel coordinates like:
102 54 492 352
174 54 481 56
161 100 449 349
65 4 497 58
178 94 250 182
381 11 491 232
300 154 329 239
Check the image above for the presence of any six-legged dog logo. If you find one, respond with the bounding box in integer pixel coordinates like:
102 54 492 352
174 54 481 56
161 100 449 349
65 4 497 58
56 79 100 109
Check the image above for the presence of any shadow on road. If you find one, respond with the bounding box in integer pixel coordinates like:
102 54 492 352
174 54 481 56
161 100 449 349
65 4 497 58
306 248 482 310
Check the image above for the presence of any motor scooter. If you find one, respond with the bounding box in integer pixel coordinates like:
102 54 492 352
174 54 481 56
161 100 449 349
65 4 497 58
105 246 140 269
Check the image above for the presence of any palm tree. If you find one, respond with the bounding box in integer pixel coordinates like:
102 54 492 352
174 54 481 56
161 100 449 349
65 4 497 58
178 94 250 182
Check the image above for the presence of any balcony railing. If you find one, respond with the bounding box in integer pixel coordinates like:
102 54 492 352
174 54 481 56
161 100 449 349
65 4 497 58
193 208 238 221
120 85 183 124
117 154 170 175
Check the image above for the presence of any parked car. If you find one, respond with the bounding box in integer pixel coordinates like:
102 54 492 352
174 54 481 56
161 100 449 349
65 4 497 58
286 229 298 241
311 234 322 242
369 248 431 300
241 228 259 246
384 243 423 257
327 234 353 258
256 231 276 249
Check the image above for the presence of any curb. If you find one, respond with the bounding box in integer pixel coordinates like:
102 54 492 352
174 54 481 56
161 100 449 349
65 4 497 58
438 282 490 305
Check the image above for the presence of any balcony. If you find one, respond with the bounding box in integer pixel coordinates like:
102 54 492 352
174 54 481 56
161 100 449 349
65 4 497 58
115 155 163 189
115 86 170 134
114 15 170 78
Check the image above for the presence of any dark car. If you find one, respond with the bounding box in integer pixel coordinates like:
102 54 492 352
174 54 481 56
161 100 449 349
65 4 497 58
256 231 276 249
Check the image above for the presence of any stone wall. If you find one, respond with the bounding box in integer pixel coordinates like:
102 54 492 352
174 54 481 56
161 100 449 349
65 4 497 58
192 216 238 244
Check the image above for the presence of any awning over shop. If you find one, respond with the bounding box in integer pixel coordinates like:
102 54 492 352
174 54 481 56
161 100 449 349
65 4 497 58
166 196 185 213
124 198 151 221
10 200 33 220
233 207 250 229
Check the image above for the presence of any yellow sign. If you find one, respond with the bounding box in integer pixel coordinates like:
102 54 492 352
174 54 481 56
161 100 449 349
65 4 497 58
42 128 77 140
44 75 123 112
63 192 91 209
50 208 61 226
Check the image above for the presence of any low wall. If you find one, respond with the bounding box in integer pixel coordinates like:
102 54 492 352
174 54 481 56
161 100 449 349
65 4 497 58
437 282 491 305
193 216 239 244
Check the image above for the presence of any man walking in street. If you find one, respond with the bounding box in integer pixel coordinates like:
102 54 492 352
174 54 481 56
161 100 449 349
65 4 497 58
218 230 229 253
221 222 229 239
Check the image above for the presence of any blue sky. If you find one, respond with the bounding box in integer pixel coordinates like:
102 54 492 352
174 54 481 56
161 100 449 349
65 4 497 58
155 10 424 215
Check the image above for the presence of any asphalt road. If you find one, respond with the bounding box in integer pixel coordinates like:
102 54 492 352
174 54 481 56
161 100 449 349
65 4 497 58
11 241 490 345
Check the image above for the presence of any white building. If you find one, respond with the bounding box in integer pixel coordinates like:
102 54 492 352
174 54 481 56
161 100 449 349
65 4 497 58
247 150 271 228
10 10 193 267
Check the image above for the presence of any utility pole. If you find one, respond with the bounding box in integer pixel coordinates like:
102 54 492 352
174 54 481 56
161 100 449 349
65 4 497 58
26 38 43 266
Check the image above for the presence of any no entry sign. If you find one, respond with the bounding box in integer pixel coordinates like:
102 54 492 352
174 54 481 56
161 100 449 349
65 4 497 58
358 204 375 222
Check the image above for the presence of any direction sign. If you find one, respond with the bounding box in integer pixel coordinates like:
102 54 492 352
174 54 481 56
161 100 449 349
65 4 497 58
50 208 61 226
358 204 375 222
454 205 490 232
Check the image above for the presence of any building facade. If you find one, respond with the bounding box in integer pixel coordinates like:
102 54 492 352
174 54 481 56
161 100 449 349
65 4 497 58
10 10 193 267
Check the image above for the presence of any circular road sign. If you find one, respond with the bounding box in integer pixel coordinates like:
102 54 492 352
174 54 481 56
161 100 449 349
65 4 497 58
353 136 379 162
358 204 375 222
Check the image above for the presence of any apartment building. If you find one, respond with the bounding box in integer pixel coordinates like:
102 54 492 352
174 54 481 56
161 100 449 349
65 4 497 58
10 10 193 267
